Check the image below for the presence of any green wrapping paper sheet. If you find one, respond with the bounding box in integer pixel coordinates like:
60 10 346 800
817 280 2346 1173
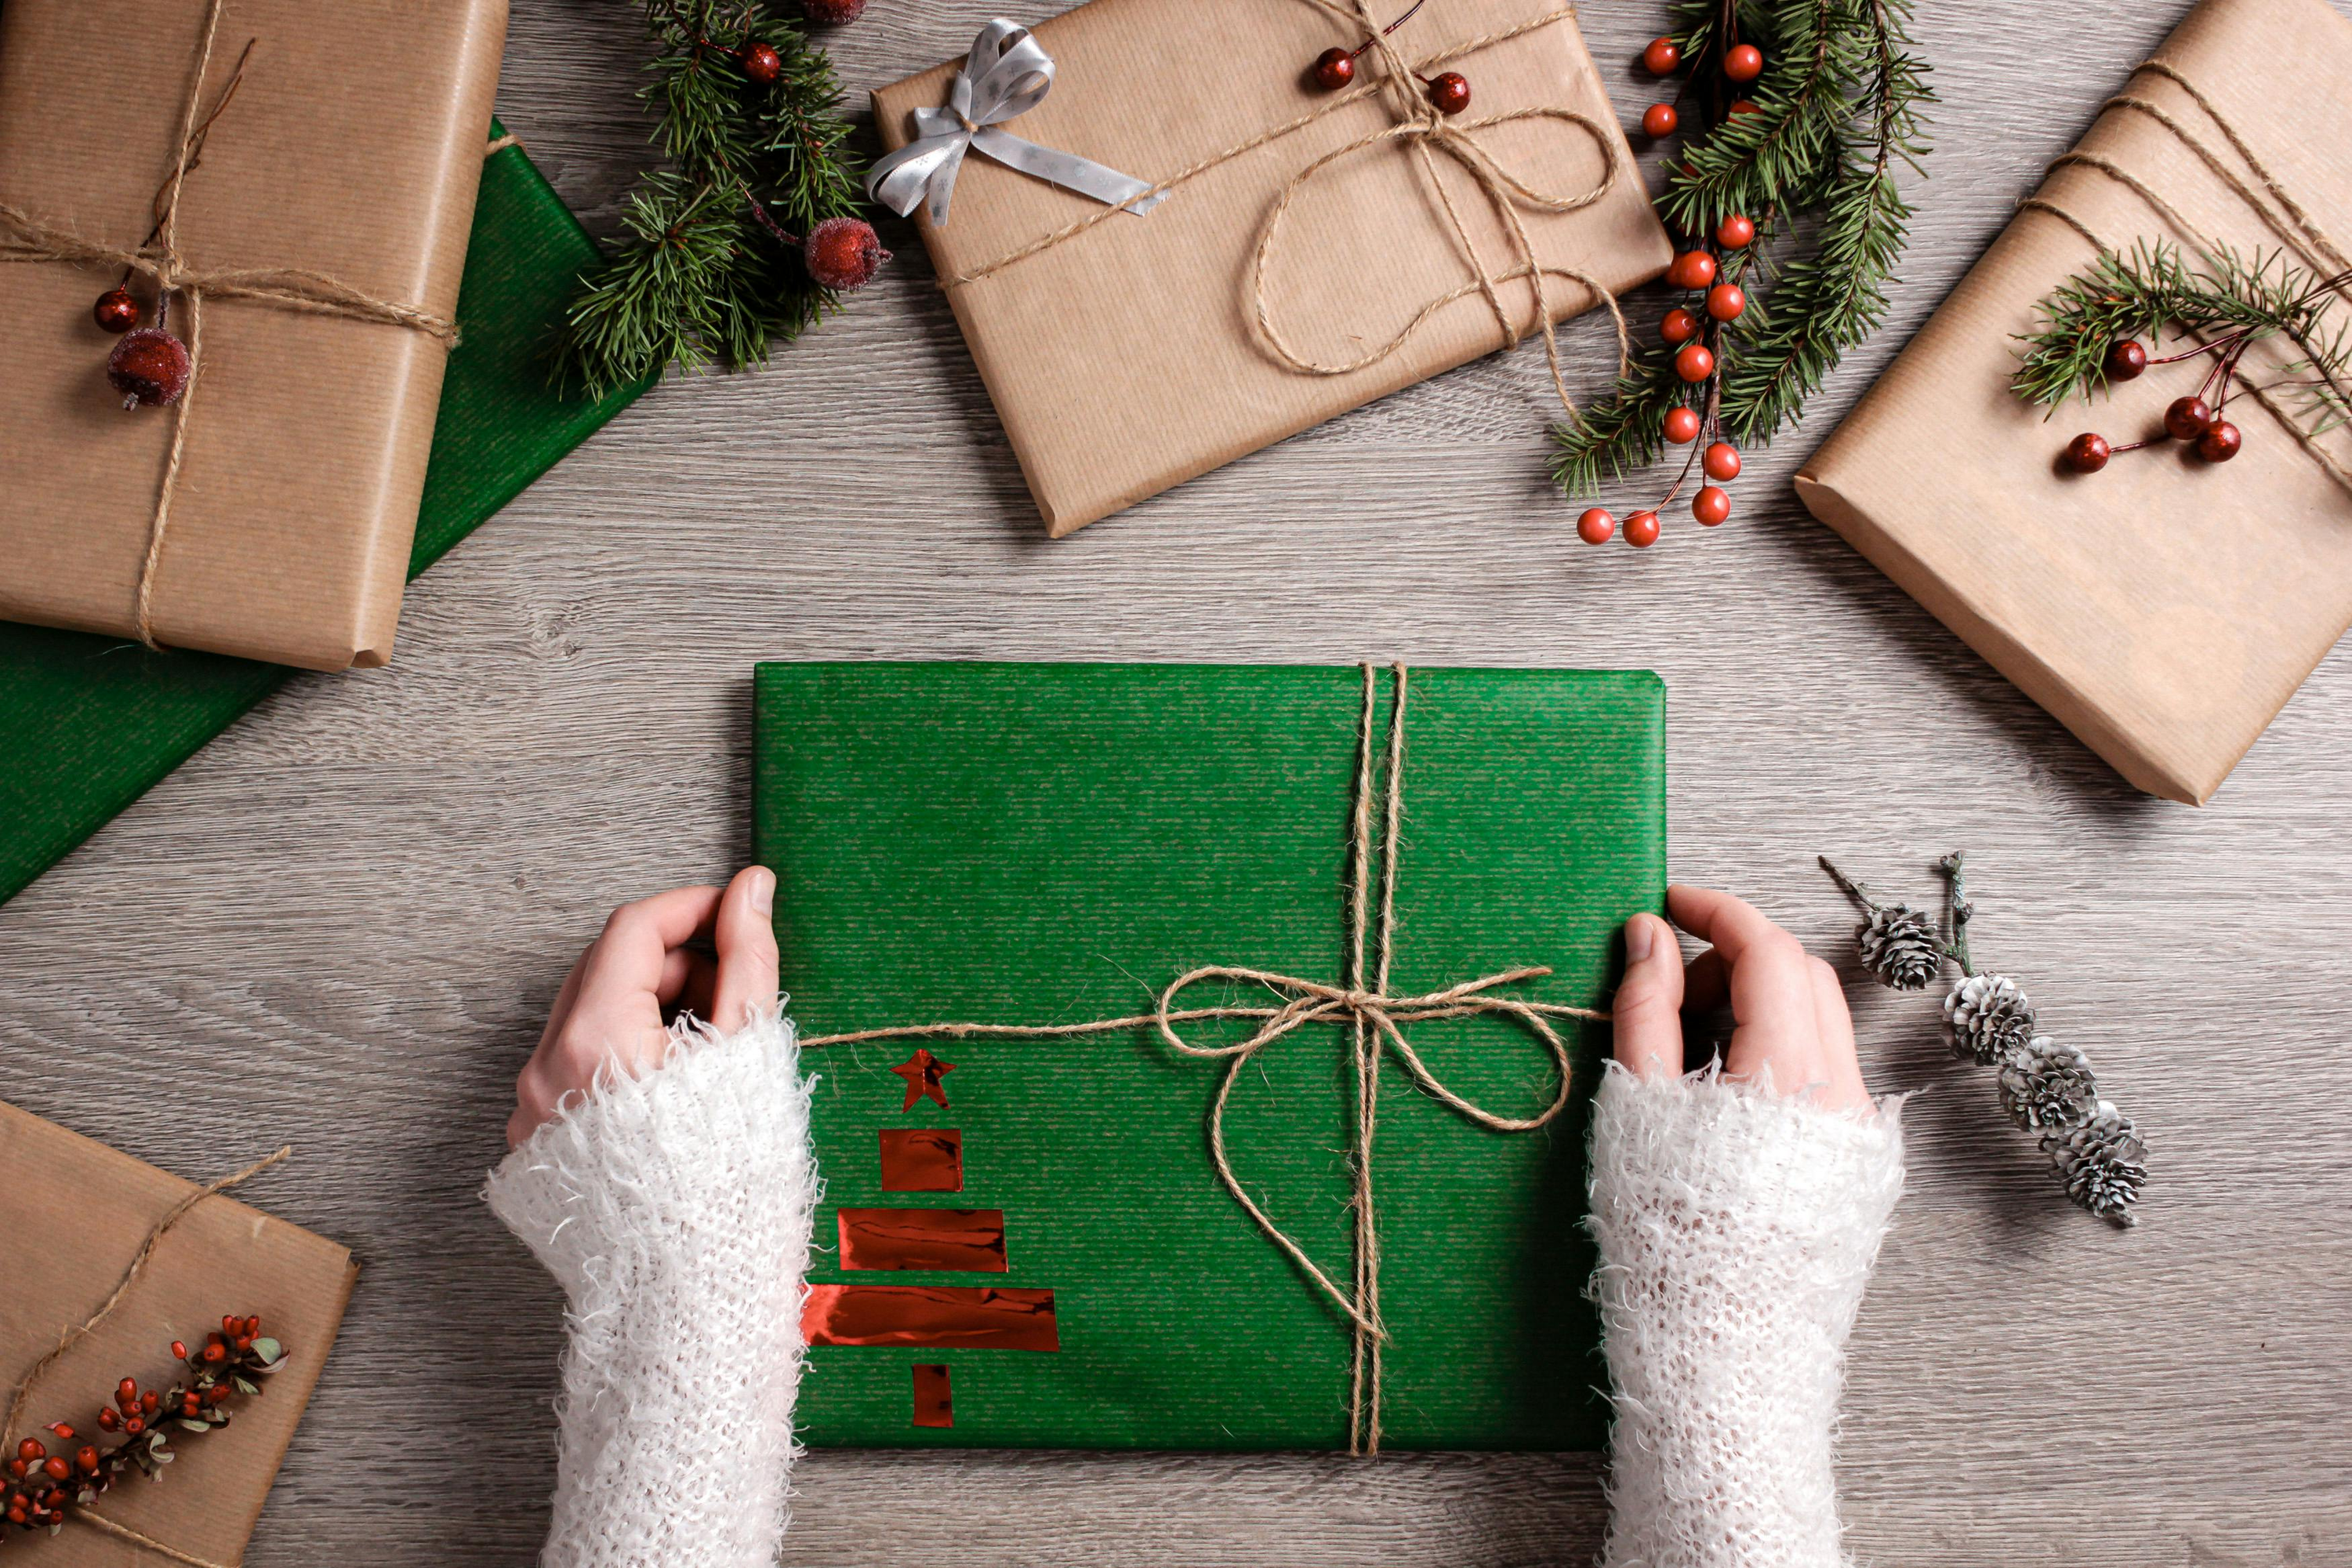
753 662 1666 1450
0 124 650 906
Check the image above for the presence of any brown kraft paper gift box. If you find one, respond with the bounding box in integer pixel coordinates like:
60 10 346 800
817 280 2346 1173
0 1101 356 1568
872 0 1671 537
0 0 507 672
1795 0 2352 804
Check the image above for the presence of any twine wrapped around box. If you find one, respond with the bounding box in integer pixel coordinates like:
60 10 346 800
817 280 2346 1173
794 664 1612 1454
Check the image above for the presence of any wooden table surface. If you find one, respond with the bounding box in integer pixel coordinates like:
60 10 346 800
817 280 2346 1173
3 0 2347 1563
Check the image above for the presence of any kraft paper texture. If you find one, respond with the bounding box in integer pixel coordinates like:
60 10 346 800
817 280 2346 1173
1796 0 2352 804
873 0 1671 536
0 0 507 671
0 1101 356 1568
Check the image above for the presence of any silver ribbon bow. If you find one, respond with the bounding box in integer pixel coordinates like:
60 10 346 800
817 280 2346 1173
866 18 1163 227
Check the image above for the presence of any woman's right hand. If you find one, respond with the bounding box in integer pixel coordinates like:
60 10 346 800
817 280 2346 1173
1612 884 1871 1112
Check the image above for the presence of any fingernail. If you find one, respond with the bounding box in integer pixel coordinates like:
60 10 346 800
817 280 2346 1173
1624 913 1655 963
750 868 775 916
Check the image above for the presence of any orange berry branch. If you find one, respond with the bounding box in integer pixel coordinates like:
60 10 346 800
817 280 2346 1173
2 1318 285 1544
1552 0 1932 548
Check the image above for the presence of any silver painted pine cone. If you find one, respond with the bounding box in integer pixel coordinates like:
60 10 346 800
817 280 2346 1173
1944 973 2037 1065
2041 1099 2147 1225
1997 1035 2099 1131
1856 902 1943 990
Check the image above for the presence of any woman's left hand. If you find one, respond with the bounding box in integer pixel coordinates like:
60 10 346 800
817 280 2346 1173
507 866 779 1149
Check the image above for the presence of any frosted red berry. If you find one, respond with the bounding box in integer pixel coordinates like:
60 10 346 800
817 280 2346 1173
1426 71 1471 115
1641 102 1678 137
1312 47 1355 89
1623 511 1661 548
1675 342 1715 382
799 0 867 21
1724 43 1763 81
106 328 191 409
1642 37 1682 74
1577 508 1616 545
1693 485 1731 525
1662 405 1701 444
1702 441 1740 480
2104 339 2147 380
802 216 889 291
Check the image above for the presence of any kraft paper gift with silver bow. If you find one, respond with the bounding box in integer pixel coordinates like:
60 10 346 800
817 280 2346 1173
869 0 1670 537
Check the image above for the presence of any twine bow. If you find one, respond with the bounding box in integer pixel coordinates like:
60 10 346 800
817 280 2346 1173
0 0 459 652
800 664 1610 1454
866 19 1165 226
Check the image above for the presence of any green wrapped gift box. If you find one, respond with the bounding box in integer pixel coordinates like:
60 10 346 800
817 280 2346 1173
753 661 1664 1450
0 125 650 907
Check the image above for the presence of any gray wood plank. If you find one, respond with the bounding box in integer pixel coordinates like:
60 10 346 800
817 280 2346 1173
1 0 2346 1563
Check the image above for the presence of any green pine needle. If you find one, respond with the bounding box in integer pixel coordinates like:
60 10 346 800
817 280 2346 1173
554 0 866 397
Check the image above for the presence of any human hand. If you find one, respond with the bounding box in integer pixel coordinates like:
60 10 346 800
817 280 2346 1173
1612 883 1871 1112
507 866 780 1149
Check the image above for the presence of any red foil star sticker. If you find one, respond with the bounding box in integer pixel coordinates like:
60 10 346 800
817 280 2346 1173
891 1047 955 1111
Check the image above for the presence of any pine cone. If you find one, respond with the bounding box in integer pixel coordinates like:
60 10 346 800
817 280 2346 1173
1997 1036 2099 1131
2041 1099 2147 1225
1855 902 1943 990
1944 973 2036 1065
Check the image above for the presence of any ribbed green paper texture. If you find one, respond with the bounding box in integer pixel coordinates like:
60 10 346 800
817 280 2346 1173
753 662 1665 1450
0 125 648 906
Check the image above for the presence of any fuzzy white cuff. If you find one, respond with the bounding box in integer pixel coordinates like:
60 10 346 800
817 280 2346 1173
1587 1063 1905 1568
485 1011 818 1568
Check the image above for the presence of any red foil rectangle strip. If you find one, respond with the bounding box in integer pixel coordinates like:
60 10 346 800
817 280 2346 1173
912 1363 954 1428
837 1207 1008 1272
801 1284 1061 1351
879 1127 964 1192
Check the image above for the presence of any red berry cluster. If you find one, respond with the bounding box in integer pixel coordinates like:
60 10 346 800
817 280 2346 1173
2063 336 2246 474
2 1318 283 1544
1578 34 1766 548
1307 0 1467 115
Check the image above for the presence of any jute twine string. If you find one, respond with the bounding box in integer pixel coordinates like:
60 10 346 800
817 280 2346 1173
2017 56 2352 494
0 1145 291 1568
0 0 460 652
943 2 1632 416
797 663 1610 1454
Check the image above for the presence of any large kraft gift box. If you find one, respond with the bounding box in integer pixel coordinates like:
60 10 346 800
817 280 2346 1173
0 1101 354 1566
754 662 1664 1449
873 0 1670 536
1795 0 2352 805
0 0 507 671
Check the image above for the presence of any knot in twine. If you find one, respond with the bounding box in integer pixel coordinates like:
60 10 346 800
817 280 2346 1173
2017 56 2352 495
0 1145 291 1568
800 664 1610 1454
0 0 459 653
932 2 1630 416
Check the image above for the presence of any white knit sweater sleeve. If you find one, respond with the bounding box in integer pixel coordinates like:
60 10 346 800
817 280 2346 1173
484 1011 818 1568
1586 1062 1906 1568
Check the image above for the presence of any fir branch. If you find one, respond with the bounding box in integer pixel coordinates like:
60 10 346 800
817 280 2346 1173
2011 238 2352 453
1550 0 1931 503
554 0 865 397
